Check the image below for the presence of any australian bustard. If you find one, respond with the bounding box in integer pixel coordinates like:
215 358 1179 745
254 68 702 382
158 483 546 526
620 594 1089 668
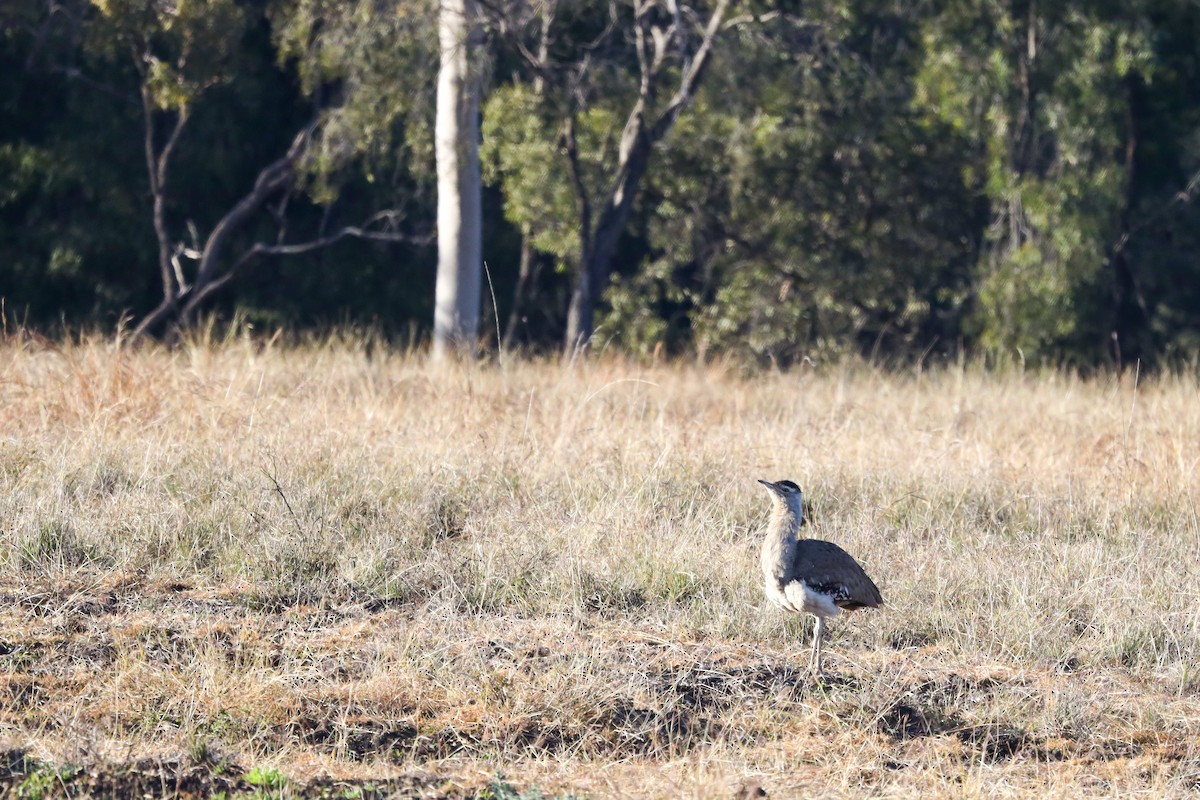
757 479 882 673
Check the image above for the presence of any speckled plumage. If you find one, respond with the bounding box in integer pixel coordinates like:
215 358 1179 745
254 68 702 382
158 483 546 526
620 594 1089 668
757 479 882 673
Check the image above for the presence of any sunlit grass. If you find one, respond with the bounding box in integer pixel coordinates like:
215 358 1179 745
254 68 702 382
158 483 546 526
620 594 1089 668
0 332 1198 797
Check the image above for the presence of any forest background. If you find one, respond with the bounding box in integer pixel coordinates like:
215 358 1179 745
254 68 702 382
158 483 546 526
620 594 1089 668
2 0 1199 366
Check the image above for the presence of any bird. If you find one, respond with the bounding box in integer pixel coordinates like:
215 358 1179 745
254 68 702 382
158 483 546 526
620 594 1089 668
756 479 882 674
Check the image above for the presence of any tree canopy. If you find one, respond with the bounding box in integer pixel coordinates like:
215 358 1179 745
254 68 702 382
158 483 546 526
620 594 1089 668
2 0 1198 366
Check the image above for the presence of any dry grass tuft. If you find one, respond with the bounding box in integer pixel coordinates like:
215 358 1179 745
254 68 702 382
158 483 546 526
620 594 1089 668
1 334 1199 797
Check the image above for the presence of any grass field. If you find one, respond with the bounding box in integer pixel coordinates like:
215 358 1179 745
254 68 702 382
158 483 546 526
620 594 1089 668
1 333 1198 798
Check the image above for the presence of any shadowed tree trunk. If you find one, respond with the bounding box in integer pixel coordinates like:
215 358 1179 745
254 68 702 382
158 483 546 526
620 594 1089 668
563 0 733 351
502 226 543 350
130 125 311 342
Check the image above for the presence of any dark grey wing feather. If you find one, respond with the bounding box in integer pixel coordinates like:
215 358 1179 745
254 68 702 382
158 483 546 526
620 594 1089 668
792 539 883 609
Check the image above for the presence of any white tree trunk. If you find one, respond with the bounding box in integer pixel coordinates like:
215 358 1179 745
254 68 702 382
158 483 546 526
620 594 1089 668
433 0 483 360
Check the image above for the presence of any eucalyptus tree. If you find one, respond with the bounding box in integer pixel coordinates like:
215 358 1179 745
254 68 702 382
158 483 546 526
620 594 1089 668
84 0 438 341
433 0 484 360
914 0 1156 362
650 3 981 363
483 0 734 352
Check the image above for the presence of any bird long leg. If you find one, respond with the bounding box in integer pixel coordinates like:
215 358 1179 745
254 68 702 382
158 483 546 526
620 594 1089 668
809 616 826 674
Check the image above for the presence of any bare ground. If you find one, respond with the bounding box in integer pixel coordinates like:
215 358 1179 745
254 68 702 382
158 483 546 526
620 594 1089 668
1 572 1197 798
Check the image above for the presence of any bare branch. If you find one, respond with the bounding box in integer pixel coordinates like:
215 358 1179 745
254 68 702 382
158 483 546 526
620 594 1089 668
565 0 735 348
650 0 732 141
178 217 433 320
1112 166 1200 256
533 0 554 94
667 0 688 72
238 225 434 262
140 79 191 310
131 120 317 342
157 106 190 190
187 119 316 295
477 0 617 76
634 1 650 96
263 466 305 538
170 243 200 294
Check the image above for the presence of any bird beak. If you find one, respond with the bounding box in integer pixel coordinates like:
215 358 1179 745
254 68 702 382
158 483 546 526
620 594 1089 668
757 479 774 489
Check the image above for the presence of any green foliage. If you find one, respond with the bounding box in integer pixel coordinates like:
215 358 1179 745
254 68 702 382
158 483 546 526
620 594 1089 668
478 774 584 800
481 79 628 270
244 765 289 799
915 1 1155 362
16 769 56 800
90 0 250 110
605 4 980 363
483 84 580 265
246 766 287 788
271 0 438 200
1 0 1200 363
15 764 77 800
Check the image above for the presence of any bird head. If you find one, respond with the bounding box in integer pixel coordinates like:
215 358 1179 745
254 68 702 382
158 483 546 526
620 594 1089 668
757 478 803 516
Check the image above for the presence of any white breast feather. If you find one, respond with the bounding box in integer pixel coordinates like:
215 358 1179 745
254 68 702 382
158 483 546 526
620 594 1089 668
783 580 842 619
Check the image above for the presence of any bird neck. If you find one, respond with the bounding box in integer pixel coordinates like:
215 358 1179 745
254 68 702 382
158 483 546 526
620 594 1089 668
761 500 803 581
769 500 803 542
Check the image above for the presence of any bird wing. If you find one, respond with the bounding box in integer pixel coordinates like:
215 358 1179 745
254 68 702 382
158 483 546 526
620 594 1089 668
792 539 883 609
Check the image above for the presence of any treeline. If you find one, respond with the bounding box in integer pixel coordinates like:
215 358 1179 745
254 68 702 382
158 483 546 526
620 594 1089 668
2 0 1198 366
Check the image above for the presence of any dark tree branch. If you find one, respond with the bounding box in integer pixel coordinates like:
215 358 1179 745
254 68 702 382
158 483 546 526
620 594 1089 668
130 121 315 342
471 0 735 350
237 225 433 263
131 75 433 344
139 77 192 322
188 121 315 293
179 216 432 323
477 0 619 76
650 0 731 140
566 0 733 348
563 113 593 260
1112 167 1200 257
503 226 542 349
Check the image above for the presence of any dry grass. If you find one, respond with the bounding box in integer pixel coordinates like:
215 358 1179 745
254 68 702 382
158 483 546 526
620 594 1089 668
1 332 1198 798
